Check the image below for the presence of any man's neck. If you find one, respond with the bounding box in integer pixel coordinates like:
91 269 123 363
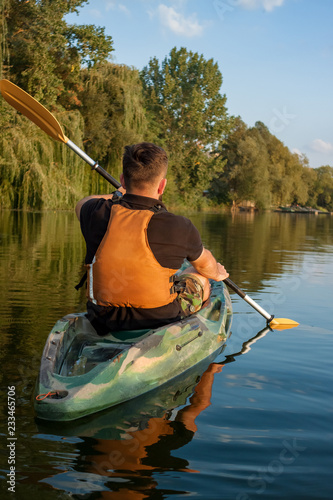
126 190 161 201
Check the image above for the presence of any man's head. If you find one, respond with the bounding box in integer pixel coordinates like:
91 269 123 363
121 143 168 195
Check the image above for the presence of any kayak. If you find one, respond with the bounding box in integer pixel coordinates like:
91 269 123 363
36 347 228 439
34 279 232 422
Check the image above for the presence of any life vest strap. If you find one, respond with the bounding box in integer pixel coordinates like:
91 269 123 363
75 271 87 290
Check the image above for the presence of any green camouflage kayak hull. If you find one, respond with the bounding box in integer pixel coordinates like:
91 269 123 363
36 346 228 439
34 280 232 421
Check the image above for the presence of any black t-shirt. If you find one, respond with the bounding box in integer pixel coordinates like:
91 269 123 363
80 193 203 333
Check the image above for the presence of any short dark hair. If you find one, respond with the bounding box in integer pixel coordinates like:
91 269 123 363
122 142 168 190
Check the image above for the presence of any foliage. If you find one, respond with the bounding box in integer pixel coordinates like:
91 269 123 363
314 166 333 210
79 63 148 180
141 47 231 207
211 119 270 209
0 109 89 209
0 0 116 209
0 0 10 79
2 0 113 107
0 0 332 211
212 120 332 210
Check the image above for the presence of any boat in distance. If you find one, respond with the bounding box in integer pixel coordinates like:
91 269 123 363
34 279 232 422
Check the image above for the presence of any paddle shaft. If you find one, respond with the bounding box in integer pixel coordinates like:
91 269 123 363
66 140 121 189
224 278 274 323
0 79 120 189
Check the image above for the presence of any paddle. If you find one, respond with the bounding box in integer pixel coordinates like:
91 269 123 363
0 79 298 329
224 278 298 329
0 79 121 189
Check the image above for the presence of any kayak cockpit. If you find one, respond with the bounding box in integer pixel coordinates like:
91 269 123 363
39 313 151 383
51 295 225 378
58 334 138 376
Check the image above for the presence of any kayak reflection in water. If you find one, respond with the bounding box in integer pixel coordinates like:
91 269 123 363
33 353 224 498
80 329 271 499
32 329 269 497
81 363 224 496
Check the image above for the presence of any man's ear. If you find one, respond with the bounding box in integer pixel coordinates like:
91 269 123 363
120 173 126 189
158 178 167 194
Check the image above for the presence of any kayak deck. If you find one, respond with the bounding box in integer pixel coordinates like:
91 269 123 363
34 280 232 421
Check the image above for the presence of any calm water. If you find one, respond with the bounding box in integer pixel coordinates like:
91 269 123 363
0 210 332 499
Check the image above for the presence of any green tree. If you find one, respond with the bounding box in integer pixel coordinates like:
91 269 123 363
3 0 113 107
0 0 10 79
141 47 230 206
79 62 148 182
314 166 333 210
0 0 116 209
216 120 318 209
214 119 271 208
300 165 317 207
210 117 246 204
0 109 87 209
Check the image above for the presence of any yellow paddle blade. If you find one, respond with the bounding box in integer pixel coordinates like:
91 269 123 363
269 318 299 330
0 79 68 143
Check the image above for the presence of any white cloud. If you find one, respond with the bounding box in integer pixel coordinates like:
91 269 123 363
292 148 303 156
157 4 204 37
311 139 333 154
105 1 129 14
118 4 130 15
105 0 116 10
89 9 102 18
236 0 285 12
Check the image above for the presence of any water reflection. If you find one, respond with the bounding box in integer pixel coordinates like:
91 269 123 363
1 210 331 344
188 212 333 291
28 328 275 498
1 211 332 498
222 326 271 364
31 350 223 496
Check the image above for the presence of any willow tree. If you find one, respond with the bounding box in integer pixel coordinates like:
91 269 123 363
0 109 90 209
0 0 9 79
79 62 148 186
141 47 231 206
0 0 11 134
0 0 115 209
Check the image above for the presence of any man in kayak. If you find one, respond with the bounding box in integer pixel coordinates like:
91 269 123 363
75 142 229 333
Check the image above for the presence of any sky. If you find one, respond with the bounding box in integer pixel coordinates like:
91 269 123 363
66 0 333 168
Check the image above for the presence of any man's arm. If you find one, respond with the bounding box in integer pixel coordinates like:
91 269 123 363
75 194 113 221
189 248 229 281
75 187 126 220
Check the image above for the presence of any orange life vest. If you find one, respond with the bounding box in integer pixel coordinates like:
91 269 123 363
86 204 178 308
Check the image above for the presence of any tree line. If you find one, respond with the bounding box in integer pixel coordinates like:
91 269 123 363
0 0 332 210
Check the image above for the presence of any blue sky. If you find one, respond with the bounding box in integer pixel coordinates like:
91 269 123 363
66 0 333 168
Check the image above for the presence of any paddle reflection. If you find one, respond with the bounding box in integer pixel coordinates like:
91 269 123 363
222 326 271 364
